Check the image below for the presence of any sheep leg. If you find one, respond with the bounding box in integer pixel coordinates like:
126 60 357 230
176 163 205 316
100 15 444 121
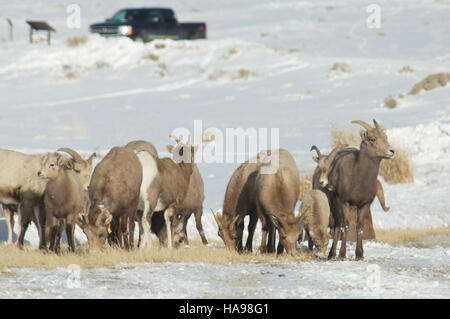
119 215 130 250
128 210 136 250
66 222 76 253
136 210 143 248
235 218 245 253
267 223 277 254
164 206 175 249
355 204 369 260
54 220 65 253
244 212 258 252
33 205 46 249
49 225 60 253
276 230 284 255
256 202 269 253
305 228 314 250
140 203 154 248
194 208 208 245
17 200 33 250
4 205 15 244
338 202 350 260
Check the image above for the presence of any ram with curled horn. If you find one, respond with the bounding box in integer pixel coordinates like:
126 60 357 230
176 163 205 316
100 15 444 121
325 119 394 260
57 147 96 191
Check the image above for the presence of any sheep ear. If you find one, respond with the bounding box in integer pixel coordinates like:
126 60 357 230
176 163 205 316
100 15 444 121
312 156 319 163
58 156 73 170
212 210 222 228
360 130 367 141
166 145 174 153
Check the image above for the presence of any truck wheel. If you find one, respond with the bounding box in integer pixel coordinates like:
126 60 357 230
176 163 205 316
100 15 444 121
135 31 149 43
188 32 200 40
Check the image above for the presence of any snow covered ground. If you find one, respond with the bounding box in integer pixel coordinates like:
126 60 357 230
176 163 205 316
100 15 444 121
0 0 449 298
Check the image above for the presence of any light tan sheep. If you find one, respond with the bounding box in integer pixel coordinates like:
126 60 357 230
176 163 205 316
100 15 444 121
299 189 330 256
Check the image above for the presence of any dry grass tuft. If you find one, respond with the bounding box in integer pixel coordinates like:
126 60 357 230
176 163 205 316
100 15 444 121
398 65 414 73
67 35 87 47
65 71 79 80
384 95 398 108
376 226 450 246
154 43 166 49
298 171 313 201
410 72 450 94
330 125 414 184
0 240 316 271
143 52 159 62
233 69 258 80
208 69 228 81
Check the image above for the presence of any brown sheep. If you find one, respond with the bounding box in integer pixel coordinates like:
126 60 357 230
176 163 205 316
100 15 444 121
213 152 264 252
77 146 142 250
255 149 301 255
327 119 395 260
38 151 88 253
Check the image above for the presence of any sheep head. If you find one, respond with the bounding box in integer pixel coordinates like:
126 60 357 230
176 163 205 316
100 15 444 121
212 209 240 250
57 147 96 191
76 204 112 251
311 144 348 188
352 119 395 160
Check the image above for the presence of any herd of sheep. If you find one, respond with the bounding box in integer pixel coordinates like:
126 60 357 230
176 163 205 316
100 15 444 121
0 119 394 260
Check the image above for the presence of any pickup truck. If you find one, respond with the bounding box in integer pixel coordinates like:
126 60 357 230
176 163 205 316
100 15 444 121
89 7 207 42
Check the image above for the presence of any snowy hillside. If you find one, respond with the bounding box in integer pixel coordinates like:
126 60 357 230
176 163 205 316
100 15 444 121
0 0 449 298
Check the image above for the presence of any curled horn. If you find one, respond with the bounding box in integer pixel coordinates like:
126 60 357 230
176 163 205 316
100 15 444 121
351 120 372 131
310 145 322 157
169 134 182 145
57 147 84 163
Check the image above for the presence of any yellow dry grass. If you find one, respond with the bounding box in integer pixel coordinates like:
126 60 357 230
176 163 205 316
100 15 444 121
67 35 87 47
298 171 313 201
0 240 316 272
375 226 450 246
330 124 414 184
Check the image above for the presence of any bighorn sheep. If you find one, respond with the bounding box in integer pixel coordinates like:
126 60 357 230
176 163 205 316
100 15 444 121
0 149 94 249
213 152 263 252
129 136 198 249
326 119 394 260
139 164 206 248
154 135 198 248
298 190 330 256
38 148 93 253
125 140 161 248
0 150 46 249
169 164 207 246
77 146 142 250
255 149 301 255
311 145 390 212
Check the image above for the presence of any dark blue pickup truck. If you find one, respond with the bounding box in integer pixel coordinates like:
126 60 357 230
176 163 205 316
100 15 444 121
90 7 206 42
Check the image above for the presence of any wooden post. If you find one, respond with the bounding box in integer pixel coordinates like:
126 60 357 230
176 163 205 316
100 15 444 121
47 29 51 45
7 18 13 41
29 25 33 43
